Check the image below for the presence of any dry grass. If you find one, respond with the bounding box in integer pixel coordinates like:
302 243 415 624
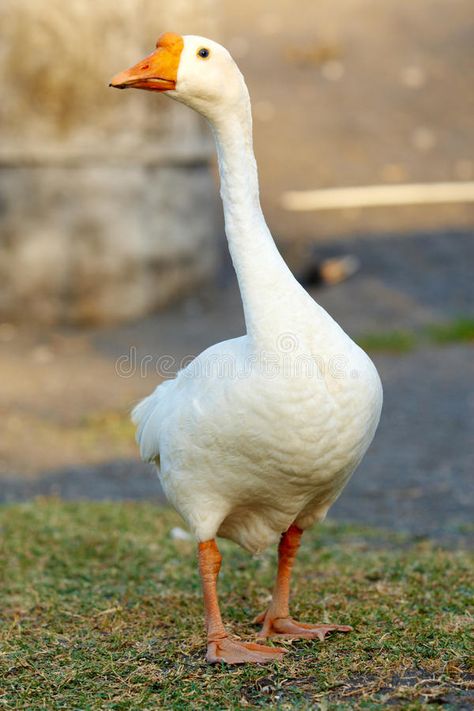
1 501 472 709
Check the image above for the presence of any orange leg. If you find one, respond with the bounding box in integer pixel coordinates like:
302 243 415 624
255 524 353 640
198 540 286 664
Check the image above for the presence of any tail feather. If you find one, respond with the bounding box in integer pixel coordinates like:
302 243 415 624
131 380 174 462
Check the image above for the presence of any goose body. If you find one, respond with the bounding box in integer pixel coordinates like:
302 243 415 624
134 305 381 554
112 33 382 664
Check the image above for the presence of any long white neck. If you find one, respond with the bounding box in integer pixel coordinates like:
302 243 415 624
210 97 312 341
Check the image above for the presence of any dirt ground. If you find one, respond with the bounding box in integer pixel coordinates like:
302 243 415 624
1 2 473 545
2 229 473 546
217 0 474 243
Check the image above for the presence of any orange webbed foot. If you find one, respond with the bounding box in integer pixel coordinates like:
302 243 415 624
255 612 352 641
206 636 286 664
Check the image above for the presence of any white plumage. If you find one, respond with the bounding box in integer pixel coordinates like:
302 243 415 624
130 35 383 555
112 31 383 664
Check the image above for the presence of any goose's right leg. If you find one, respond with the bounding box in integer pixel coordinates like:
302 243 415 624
198 540 286 664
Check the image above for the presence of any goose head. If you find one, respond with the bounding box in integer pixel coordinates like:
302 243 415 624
110 33 248 121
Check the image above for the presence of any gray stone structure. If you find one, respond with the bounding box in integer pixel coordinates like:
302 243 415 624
0 0 220 324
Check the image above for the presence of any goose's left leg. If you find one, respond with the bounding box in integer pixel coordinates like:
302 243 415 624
255 524 352 640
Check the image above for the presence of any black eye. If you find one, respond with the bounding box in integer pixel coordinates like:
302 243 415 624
197 47 210 59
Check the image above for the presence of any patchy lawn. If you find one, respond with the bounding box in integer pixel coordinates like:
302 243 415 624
425 318 474 346
356 317 474 354
0 501 472 710
356 330 417 354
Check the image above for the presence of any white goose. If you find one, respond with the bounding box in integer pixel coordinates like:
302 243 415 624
111 33 382 665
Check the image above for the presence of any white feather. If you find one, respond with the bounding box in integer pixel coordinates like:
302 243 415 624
132 35 383 554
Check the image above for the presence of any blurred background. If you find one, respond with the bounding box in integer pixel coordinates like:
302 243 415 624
1 0 473 544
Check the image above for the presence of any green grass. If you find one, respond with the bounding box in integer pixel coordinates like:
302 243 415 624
1 501 472 710
356 330 416 354
356 316 474 354
425 318 474 345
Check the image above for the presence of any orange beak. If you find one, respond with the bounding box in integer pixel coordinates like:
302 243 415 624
109 32 183 92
